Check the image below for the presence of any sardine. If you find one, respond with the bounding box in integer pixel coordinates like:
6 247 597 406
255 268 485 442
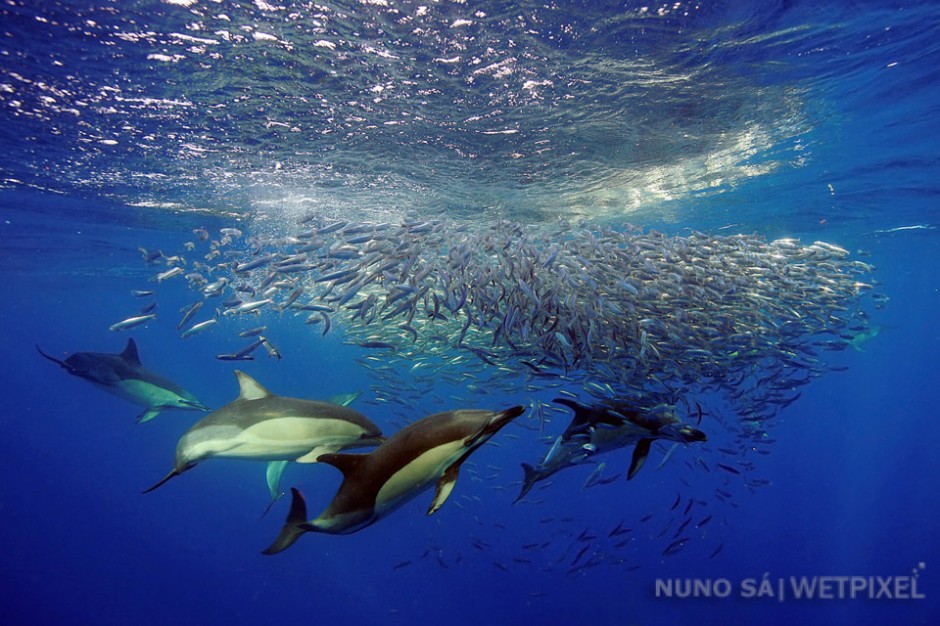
109 313 157 332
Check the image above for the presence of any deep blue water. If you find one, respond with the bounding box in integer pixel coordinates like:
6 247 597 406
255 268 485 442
2 1 939 625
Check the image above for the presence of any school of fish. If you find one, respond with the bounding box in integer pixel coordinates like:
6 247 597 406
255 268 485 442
135 215 878 413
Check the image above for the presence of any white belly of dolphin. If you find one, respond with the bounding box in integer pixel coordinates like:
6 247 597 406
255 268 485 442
187 417 364 461
373 440 466 516
112 379 180 407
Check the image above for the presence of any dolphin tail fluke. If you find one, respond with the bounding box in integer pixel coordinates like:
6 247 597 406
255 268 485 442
514 463 539 504
262 487 310 555
143 469 181 493
35 345 72 371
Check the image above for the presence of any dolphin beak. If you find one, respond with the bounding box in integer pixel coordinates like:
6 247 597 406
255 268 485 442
180 399 211 412
465 405 526 447
142 468 182 493
489 405 526 432
679 426 707 442
35 345 74 372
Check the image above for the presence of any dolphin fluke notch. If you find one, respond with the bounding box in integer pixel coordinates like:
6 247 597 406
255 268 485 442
262 487 310 555
142 468 182 493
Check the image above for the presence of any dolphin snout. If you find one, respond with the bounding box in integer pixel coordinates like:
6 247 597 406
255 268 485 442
678 426 707 443
179 399 211 412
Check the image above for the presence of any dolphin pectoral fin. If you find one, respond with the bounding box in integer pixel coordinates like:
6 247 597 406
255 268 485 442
136 407 161 424
143 468 181 493
260 491 284 519
262 460 289 517
514 463 539 504
262 487 310 555
294 445 338 464
428 463 461 515
266 460 289 500
627 438 653 481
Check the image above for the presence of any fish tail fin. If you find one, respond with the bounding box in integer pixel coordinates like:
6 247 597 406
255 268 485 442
262 487 310 555
514 463 539 504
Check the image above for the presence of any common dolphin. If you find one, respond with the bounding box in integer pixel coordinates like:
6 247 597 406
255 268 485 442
263 405 525 554
515 397 706 502
36 338 209 424
144 371 383 492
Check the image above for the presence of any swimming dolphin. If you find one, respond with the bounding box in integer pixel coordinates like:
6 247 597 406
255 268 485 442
36 338 209 424
515 397 706 502
263 390 365 512
263 405 525 554
144 371 383 493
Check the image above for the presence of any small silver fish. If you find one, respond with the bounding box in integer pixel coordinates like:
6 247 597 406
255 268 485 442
109 313 157 332
179 319 217 339
222 299 272 316
154 267 184 282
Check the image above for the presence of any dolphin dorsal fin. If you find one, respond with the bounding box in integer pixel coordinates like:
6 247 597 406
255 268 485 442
122 338 142 365
554 397 598 440
317 452 367 477
234 370 272 401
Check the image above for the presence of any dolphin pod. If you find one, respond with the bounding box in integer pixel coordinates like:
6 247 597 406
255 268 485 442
40 216 879 554
37 338 533 548
36 338 209 423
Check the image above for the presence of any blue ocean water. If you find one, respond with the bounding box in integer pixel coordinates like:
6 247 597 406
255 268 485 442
1 1 938 625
